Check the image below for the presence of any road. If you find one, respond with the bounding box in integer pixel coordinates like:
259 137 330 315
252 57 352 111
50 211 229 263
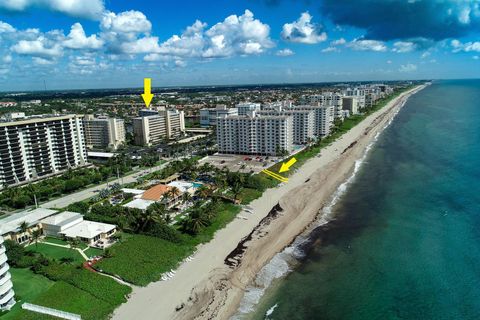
40 162 170 209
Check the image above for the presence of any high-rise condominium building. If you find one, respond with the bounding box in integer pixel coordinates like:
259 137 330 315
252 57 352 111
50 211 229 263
199 105 238 127
83 115 125 150
133 110 185 146
257 109 315 144
216 111 293 156
0 115 87 188
293 105 334 137
342 97 360 115
236 102 261 116
0 236 15 311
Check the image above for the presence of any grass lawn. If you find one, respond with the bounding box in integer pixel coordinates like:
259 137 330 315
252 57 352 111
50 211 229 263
97 202 240 286
0 268 54 320
12 281 113 320
42 237 88 250
43 236 68 246
27 243 85 264
6 267 132 320
84 247 104 258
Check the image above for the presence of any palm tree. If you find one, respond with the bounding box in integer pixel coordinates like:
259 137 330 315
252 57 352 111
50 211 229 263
197 185 212 200
30 229 42 249
182 192 192 205
18 221 28 243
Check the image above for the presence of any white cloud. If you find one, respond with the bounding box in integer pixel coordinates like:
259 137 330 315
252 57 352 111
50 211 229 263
203 10 273 58
347 39 387 52
2 55 12 63
321 46 339 53
331 38 346 46
421 51 431 59
392 41 416 53
276 48 294 56
152 10 273 59
399 63 417 72
0 0 105 20
119 36 160 54
11 36 62 58
0 21 15 33
473 55 479 60
63 23 103 50
281 12 327 44
101 10 152 34
387 60 392 64
451 39 480 52
33 57 55 65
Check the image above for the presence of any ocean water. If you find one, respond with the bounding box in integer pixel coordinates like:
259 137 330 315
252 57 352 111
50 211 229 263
245 80 480 320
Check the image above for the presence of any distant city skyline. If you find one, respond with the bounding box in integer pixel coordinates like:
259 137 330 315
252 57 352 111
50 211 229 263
0 0 479 91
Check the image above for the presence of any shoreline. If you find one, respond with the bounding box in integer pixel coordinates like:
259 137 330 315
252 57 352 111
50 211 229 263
112 85 426 320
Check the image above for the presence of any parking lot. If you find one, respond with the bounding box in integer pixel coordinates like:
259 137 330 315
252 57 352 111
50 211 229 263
199 154 282 173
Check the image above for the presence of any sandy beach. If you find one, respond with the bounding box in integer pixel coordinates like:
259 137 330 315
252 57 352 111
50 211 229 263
112 85 426 320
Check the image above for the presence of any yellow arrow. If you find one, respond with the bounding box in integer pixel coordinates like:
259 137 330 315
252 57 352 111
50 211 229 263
141 78 154 108
279 157 297 173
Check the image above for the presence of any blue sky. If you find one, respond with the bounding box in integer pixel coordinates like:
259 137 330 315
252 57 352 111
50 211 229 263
0 0 479 91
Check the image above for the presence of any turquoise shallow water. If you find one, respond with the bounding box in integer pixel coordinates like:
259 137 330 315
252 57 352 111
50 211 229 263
249 80 480 320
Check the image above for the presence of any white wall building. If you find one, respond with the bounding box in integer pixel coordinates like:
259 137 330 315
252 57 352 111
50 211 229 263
0 236 15 311
236 102 261 116
342 97 360 115
133 109 185 146
199 105 238 127
257 109 315 144
0 115 87 188
293 105 334 137
83 115 125 150
217 111 293 156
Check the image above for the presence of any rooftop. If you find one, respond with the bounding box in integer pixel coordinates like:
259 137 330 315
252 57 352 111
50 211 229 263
0 208 58 235
123 198 156 210
60 220 116 240
141 184 172 201
41 211 82 227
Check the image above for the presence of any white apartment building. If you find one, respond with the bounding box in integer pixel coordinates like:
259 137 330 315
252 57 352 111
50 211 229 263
0 115 87 188
306 92 343 119
199 105 238 127
133 109 185 146
217 111 293 156
294 105 334 137
342 97 360 115
83 115 125 150
257 108 315 144
236 102 261 116
0 236 15 311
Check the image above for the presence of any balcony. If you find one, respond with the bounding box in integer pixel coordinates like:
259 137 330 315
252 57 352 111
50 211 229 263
0 263 9 276
0 288 14 306
0 272 11 287
0 279 13 297
0 245 5 255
